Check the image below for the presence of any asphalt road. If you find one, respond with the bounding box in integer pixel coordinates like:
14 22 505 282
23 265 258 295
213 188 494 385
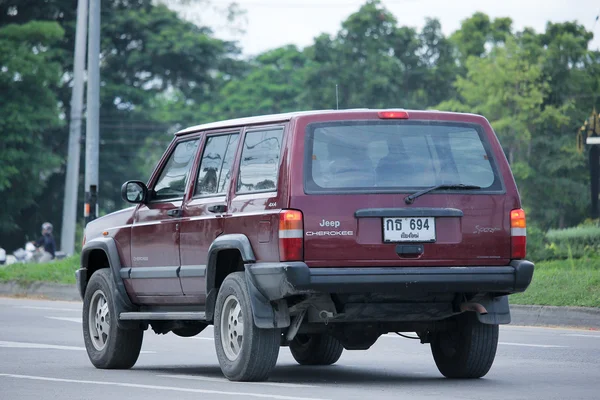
1 297 599 400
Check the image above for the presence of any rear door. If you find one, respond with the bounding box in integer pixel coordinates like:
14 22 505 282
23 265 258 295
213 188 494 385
225 126 287 263
292 118 513 267
179 131 240 301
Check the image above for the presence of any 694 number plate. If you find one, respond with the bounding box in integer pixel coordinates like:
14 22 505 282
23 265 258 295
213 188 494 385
383 217 436 243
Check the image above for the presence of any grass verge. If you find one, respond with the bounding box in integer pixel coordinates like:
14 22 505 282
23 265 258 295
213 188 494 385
0 256 598 308
511 258 600 308
0 255 79 285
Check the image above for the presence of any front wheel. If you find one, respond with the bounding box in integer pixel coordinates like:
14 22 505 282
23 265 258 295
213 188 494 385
431 312 498 379
289 334 344 366
82 268 143 369
214 272 281 381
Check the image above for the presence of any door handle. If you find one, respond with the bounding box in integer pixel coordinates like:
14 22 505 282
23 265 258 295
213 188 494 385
167 208 182 218
208 204 227 213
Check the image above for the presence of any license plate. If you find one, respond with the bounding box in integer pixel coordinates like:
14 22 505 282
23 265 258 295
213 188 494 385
383 217 436 243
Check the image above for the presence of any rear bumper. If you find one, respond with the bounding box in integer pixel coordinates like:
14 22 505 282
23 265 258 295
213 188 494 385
246 260 534 301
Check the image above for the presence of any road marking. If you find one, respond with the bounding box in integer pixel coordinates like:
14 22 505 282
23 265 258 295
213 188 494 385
46 317 81 323
189 337 214 341
0 341 84 351
159 374 319 388
0 341 155 354
18 306 80 312
499 342 567 348
563 334 600 338
0 374 330 400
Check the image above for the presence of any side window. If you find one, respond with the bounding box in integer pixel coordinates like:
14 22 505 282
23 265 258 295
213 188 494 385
237 128 283 194
152 139 199 201
195 135 229 196
217 134 240 193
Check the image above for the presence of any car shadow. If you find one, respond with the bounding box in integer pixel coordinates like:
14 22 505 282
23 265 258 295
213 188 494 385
133 363 504 388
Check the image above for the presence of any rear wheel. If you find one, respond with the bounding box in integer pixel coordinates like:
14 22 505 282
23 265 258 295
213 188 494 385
214 272 281 381
431 312 498 379
289 334 344 366
82 269 143 369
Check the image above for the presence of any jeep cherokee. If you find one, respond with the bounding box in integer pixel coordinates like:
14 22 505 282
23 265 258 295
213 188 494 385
76 109 534 381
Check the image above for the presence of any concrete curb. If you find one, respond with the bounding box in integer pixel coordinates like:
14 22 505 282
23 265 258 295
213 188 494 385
1 281 599 329
510 304 600 329
0 281 80 301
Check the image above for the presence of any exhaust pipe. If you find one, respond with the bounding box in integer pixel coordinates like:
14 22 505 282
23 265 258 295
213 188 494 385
460 302 488 315
286 308 307 342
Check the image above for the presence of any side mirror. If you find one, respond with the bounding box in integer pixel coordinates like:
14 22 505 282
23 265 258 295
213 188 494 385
121 181 148 204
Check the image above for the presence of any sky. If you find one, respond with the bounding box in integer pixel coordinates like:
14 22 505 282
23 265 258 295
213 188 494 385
175 0 600 56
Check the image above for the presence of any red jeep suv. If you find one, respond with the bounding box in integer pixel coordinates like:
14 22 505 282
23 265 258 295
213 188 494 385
76 109 534 381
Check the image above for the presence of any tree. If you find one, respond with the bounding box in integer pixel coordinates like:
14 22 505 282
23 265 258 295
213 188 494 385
439 37 557 165
440 16 599 228
302 0 440 110
0 0 243 250
0 21 65 235
209 45 310 120
450 12 512 63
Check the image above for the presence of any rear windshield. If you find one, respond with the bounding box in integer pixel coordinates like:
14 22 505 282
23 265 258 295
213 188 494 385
304 121 503 193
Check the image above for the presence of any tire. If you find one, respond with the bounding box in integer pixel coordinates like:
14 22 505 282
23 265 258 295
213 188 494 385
214 272 281 381
289 334 344 366
431 312 499 379
82 268 143 369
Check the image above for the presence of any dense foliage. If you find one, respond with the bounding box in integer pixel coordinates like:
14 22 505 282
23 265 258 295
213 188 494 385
1 0 599 251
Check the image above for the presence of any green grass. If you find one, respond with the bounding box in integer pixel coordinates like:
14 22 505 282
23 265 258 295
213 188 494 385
1 255 598 308
511 258 600 308
0 255 79 285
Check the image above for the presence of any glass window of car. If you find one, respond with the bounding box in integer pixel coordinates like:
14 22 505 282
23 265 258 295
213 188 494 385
195 135 228 196
306 121 501 193
152 139 199 200
237 128 283 194
217 134 240 193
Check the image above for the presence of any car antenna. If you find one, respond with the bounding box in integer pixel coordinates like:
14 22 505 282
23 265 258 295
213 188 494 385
335 84 339 110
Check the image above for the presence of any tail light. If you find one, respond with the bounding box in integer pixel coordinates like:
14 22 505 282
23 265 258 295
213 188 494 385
510 208 527 259
279 210 303 261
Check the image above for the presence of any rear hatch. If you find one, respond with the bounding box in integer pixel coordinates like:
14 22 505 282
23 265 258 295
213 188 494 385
291 114 514 267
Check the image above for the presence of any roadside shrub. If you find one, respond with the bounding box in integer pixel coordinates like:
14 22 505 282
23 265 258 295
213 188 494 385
545 225 600 260
526 225 550 262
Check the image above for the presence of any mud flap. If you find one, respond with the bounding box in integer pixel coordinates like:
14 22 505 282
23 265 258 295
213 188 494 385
244 269 290 329
475 295 511 325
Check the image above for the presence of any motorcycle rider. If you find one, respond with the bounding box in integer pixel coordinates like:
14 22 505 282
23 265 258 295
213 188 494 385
33 222 56 263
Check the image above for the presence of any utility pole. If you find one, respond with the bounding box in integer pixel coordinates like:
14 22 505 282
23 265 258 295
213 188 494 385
60 0 88 255
85 0 100 224
579 109 600 219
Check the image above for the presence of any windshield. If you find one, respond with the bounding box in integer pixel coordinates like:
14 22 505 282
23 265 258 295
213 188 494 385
304 121 502 193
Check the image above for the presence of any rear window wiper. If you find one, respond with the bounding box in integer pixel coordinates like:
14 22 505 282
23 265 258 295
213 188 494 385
404 184 481 205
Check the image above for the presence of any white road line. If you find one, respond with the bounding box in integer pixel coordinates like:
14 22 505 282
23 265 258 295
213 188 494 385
0 374 330 400
159 374 319 388
18 306 80 312
0 341 84 351
499 342 567 348
188 337 214 341
0 341 155 354
46 317 82 323
563 334 600 338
